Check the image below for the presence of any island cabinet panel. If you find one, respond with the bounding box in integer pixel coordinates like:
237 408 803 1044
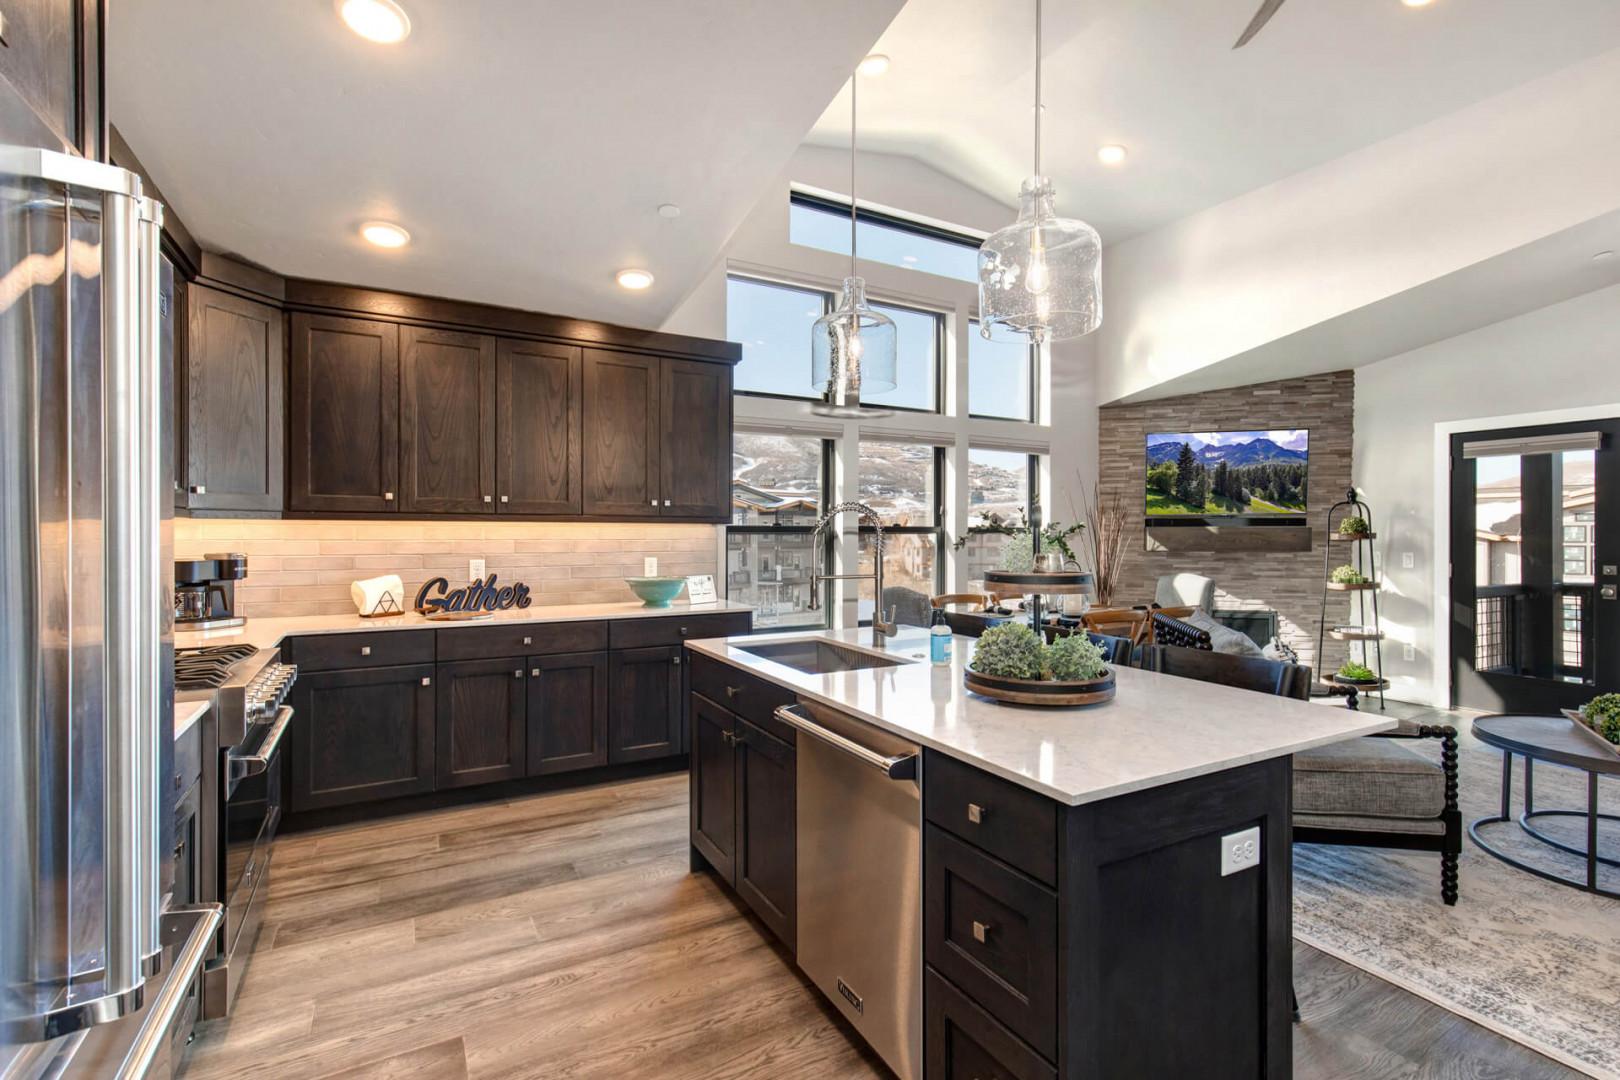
288 313 400 513
687 651 797 744
925 969 1056 1080
689 694 738 883
288 663 435 812
608 646 683 761
733 718 796 950
659 358 731 519
582 350 660 516
399 327 497 514
181 284 284 513
526 650 609 775
435 657 527 789
497 340 581 514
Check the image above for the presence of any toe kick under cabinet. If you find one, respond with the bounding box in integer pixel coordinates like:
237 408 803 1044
283 611 750 816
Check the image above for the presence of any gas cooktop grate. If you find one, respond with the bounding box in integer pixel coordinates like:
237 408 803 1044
174 643 260 690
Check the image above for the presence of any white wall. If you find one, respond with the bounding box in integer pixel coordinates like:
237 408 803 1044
1354 282 1620 706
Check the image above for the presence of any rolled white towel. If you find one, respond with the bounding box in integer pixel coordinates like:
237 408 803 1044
351 574 405 617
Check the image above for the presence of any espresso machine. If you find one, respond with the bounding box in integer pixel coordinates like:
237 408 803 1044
174 553 249 630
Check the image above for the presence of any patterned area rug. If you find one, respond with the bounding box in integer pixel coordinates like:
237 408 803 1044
1292 708 1620 1079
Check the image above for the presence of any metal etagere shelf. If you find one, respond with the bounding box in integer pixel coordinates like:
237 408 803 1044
1316 487 1388 710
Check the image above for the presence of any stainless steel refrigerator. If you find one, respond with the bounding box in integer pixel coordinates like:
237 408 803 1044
1 147 221 1079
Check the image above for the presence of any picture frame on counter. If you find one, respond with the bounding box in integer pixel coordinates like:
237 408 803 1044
685 574 718 605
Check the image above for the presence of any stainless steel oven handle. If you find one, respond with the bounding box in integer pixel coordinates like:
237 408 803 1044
233 706 295 778
773 704 918 781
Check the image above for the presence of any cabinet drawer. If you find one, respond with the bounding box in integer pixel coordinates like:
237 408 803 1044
436 620 607 661
688 652 796 744
924 750 1057 887
608 611 751 650
285 630 434 672
925 825 1057 1061
926 968 1056 1080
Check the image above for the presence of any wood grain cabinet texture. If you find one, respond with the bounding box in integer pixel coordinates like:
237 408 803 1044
497 340 581 514
287 312 400 513
435 657 527 788
399 327 496 514
582 349 661 517
287 663 435 812
608 645 684 762
180 284 284 513
527 650 610 775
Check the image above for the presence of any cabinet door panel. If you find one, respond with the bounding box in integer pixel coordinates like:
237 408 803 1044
608 646 681 762
527 650 608 775
735 719 796 950
660 359 731 519
689 694 737 883
288 313 399 512
288 664 434 812
498 340 581 514
184 285 283 512
582 350 659 516
436 658 527 788
400 327 496 513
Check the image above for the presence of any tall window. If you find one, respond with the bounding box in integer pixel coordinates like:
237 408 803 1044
726 277 825 400
963 449 1040 586
968 320 1035 422
726 433 829 629
788 193 980 283
856 440 943 623
864 301 941 413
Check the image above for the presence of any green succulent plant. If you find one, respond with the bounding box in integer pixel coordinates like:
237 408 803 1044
1045 633 1108 681
1337 661 1378 682
1337 516 1371 537
969 622 1045 680
1582 693 1620 745
1330 565 1369 585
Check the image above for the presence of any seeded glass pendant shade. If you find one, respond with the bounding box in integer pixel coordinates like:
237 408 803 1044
811 72 897 417
978 0 1102 345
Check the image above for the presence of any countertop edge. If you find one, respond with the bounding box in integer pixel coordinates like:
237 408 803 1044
174 699 209 740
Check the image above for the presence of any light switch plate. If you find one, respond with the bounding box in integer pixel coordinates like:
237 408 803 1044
469 558 486 582
644 556 658 576
1220 826 1261 876
1404 643 1416 662
1402 552 1415 569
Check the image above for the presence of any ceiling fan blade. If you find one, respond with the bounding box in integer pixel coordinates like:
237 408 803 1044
1233 0 1287 48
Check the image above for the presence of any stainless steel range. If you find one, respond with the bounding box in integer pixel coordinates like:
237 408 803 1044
175 643 296 1018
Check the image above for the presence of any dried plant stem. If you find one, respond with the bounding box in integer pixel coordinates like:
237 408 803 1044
1071 475 1135 608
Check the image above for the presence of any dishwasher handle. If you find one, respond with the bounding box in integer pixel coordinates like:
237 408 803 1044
774 704 918 781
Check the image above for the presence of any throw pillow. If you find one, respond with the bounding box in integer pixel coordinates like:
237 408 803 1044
1183 608 1266 658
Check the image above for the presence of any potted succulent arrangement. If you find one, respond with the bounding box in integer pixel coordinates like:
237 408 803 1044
1566 693 1620 746
964 622 1116 706
1333 660 1385 688
1329 564 1371 587
1336 515 1372 540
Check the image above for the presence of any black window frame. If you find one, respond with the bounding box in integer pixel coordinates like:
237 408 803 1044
966 318 1039 423
856 442 947 624
724 435 836 632
790 191 983 255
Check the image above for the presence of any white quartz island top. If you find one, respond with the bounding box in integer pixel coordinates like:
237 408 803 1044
687 627 1395 806
175 599 755 651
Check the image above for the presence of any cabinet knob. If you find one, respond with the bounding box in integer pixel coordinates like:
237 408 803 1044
360 646 372 656
384 491 395 501
500 495 510 503
531 668 541 677
671 655 681 666
189 484 207 495
650 500 658 507
522 636 532 645
966 803 986 825
483 495 493 503
725 685 739 699
680 626 688 635
971 920 992 944
664 499 672 507
421 677 432 686
514 669 523 678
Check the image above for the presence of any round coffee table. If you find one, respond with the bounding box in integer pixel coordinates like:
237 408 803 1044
1470 714 1620 898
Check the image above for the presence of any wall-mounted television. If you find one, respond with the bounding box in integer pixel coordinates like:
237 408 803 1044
1145 430 1309 522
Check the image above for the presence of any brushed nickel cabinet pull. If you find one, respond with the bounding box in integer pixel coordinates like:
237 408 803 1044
664 499 672 506
531 668 541 677
725 685 739 699
421 677 432 686
650 500 658 507
967 803 986 824
972 920 991 944
514 669 523 678
500 495 510 503
672 655 681 666
522 636 532 645
383 491 394 501
483 495 493 503
360 646 372 657
189 484 206 495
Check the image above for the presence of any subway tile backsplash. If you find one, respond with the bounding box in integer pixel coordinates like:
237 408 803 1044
175 519 721 618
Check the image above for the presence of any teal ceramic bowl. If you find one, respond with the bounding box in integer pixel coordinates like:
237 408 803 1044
625 577 686 607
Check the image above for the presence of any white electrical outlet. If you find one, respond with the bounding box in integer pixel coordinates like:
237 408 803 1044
1402 552 1415 569
469 558 486 582
643 556 658 576
1220 826 1261 876
1404 643 1416 662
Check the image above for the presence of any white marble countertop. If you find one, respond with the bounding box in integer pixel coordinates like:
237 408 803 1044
175 599 755 651
175 699 209 740
687 627 1394 806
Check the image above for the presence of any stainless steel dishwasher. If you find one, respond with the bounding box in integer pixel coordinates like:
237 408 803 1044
775 701 922 1080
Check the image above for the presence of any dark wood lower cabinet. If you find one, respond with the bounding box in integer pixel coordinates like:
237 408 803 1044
288 663 435 812
609 646 682 762
436 657 527 789
527 650 609 775
733 718 796 949
689 694 738 882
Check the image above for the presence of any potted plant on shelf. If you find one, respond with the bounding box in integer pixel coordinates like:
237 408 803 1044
954 508 1085 573
964 622 1115 706
1330 564 1370 586
1333 660 1383 687
1336 515 1372 540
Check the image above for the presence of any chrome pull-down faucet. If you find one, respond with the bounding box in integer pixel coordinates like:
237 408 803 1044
807 501 897 645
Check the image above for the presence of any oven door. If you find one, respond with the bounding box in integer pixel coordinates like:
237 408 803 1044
222 706 290 955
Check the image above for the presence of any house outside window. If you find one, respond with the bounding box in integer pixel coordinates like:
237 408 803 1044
727 432 829 629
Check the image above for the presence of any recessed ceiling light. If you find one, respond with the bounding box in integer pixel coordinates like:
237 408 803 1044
902 254 919 264
858 53 891 77
1400 0 1435 7
359 221 410 248
336 0 411 44
616 268 655 290
658 203 682 219
1097 144 1128 166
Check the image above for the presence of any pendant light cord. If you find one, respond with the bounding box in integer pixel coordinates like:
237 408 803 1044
1033 0 1043 179
850 74 858 279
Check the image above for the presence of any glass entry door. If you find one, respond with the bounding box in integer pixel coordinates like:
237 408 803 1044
1449 419 1618 711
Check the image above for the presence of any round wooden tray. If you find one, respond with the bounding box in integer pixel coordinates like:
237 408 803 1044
964 666 1115 706
1323 674 1390 692
982 570 1095 596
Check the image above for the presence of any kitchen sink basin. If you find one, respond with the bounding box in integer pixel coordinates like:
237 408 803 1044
738 638 908 675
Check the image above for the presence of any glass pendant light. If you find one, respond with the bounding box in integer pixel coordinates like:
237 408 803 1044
811 72 897 417
978 0 1101 345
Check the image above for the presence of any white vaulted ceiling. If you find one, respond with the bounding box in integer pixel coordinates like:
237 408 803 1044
108 0 903 327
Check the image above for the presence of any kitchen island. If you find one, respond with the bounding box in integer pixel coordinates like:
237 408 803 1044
685 627 1391 1080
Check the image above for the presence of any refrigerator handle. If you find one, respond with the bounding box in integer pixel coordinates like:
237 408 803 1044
136 195 167 972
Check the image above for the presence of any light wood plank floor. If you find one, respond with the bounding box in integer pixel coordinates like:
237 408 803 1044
182 772 1578 1080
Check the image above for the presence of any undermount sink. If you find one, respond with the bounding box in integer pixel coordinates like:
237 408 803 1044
738 638 908 675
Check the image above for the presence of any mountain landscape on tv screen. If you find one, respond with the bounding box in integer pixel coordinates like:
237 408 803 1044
1145 431 1308 516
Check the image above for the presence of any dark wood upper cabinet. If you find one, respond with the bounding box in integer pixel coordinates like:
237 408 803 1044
288 313 400 513
660 358 732 519
435 657 527 789
180 284 284 513
527 650 609 775
399 326 496 514
497 340 581 515
582 350 661 517
608 646 682 762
